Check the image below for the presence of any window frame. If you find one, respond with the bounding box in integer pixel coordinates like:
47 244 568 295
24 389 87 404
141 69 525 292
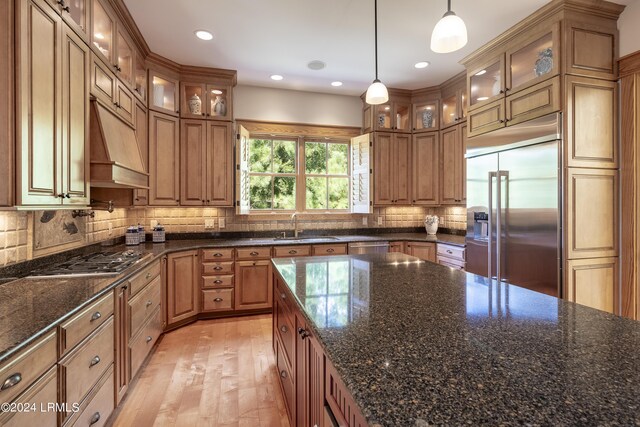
303 139 351 213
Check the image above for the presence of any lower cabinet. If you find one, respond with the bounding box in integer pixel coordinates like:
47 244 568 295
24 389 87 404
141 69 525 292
389 241 405 253
566 257 618 314
0 367 57 427
235 260 273 310
436 243 466 270
406 242 437 262
166 250 200 326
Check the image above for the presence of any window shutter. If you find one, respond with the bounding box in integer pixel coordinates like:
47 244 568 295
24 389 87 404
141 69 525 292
236 125 251 215
350 133 373 214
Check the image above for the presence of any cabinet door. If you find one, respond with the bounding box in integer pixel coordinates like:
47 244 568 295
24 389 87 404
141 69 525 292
468 56 505 110
90 0 115 66
308 331 324 427
440 126 460 204
115 25 134 87
166 251 199 325
90 53 116 107
206 84 232 121
149 111 180 205
506 76 560 127
180 120 207 206
389 241 406 253
114 80 135 125
412 132 439 205
206 122 234 206
235 260 272 310
180 82 207 119
60 0 89 40
133 101 148 206
408 243 436 262
467 98 506 138
294 314 307 427
373 132 394 205
373 103 393 131
394 133 411 204
61 24 90 205
412 101 439 132
17 0 63 206
113 283 129 404
149 71 179 116
506 24 559 94
460 123 467 203
441 93 458 128
133 49 146 103
566 257 618 314
393 100 411 132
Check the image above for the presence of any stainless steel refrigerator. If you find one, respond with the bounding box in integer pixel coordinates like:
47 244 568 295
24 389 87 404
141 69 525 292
466 113 562 297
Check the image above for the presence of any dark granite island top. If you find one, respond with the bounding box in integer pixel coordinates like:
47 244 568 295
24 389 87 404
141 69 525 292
272 253 640 426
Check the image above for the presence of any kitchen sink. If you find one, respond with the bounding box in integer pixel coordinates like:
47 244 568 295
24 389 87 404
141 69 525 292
273 236 340 242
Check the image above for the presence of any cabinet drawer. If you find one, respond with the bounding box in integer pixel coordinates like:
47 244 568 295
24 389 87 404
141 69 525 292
60 293 114 355
436 244 465 262
60 317 114 412
312 244 348 256
202 275 234 288
202 248 234 261
0 367 57 427
129 307 162 379
273 245 311 258
202 261 234 275
128 260 161 297
69 365 114 427
236 247 272 260
437 256 465 270
202 289 234 312
0 331 56 405
129 275 161 338
276 339 294 422
275 301 295 368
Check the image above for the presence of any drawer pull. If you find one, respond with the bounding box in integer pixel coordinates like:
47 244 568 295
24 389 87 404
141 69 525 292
1 373 22 390
214 280 223 284
446 250 453 254
146 336 153 343
146 300 153 307
213 253 223 257
326 248 335 253
280 370 288 379
90 311 101 322
250 251 259 256
214 298 223 302
213 266 223 271
145 272 152 279
298 327 310 339
89 412 101 425
89 356 101 367
288 250 297 255
280 325 288 333
280 293 286 300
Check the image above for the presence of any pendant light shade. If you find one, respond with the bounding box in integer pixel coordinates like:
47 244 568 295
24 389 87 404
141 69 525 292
366 0 388 105
430 0 468 54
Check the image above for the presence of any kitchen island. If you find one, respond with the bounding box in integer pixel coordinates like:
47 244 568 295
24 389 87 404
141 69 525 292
272 253 640 426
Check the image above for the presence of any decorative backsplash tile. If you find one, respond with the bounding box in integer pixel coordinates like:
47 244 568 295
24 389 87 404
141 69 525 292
0 212 30 267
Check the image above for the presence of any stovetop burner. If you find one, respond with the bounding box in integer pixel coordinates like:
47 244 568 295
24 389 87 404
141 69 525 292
29 250 144 277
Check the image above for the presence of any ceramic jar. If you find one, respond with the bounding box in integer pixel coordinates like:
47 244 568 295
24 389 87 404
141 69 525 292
126 226 140 246
153 224 165 243
212 96 227 116
188 93 202 115
425 215 439 235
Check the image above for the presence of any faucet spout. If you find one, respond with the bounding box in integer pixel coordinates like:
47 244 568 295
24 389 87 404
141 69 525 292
291 212 299 238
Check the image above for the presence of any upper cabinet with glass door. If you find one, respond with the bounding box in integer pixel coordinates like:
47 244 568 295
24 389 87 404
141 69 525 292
48 0 90 40
180 83 233 121
149 70 179 116
412 99 439 133
116 27 134 88
440 74 466 129
468 57 504 109
133 49 147 103
90 0 115 66
362 94 412 133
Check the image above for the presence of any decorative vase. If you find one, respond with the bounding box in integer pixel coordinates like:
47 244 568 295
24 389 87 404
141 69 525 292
188 93 202 115
425 215 439 235
212 96 227 116
534 48 553 77
421 109 433 128
378 113 386 127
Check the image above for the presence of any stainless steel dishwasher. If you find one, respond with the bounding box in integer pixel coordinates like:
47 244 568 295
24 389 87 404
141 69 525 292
347 241 390 254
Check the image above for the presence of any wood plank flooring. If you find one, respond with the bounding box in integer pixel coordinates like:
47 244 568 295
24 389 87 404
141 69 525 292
111 315 290 427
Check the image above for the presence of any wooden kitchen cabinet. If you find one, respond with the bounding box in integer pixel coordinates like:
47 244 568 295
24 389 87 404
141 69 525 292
412 132 439 205
149 110 180 206
373 132 411 205
133 49 147 103
235 260 272 311
89 52 135 127
133 100 148 205
412 99 439 132
440 123 466 205
406 242 436 263
114 282 129 404
149 69 179 116
166 250 200 326
389 241 406 253
362 92 411 133
295 313 325 427
441 75 466 129
566 257 618 314
181 82 233 121
57 0 89 41
90 0 117 67
16 0 90 207
115 25 134 88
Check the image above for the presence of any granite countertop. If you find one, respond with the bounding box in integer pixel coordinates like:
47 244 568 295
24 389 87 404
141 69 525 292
0 232 462 364
272 253 640 426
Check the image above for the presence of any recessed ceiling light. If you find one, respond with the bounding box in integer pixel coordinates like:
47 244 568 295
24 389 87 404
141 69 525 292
195 30 213 41
270 74 284 81
477 96 489 101
331 81 343 87
414 61 430 69
475 69 487 76
308 60 326 71
211 89 223 94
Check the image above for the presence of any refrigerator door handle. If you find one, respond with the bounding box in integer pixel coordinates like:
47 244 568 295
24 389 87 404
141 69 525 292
488 171 498 280
497 171 509 283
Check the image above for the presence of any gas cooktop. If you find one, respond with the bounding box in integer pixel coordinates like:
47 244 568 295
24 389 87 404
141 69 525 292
29 250 146 278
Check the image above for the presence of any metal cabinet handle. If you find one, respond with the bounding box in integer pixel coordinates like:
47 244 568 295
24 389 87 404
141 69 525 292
288 250 297 255
250 251 259 256
90 312 101 322
326 248 334 253
146 300 153 307
446 250 453 254
214 280 223 284
62 5 70 12
297 327 309 339
89 412 101 425
280 370 287 379
89 356 101 367
214 297 223 302
280 293 286 300
145 272 152 279
213 266 223 271
146 336 153 343
213 253 223 257
280 325 288 333
1 373 22 390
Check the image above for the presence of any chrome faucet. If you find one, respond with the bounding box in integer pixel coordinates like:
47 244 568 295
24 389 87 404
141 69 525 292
291 212 301 238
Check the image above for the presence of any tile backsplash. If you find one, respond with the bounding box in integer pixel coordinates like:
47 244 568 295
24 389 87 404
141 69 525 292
0 212 30 267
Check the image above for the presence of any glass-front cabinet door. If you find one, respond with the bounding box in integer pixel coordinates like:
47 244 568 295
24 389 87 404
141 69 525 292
91 0 114 65
150 71 179 116
413 101 439 132
116 29 134 87
469 57 504 109
206 85 232 120
134 50 147 102
181 83 207 118
441 94 458 128
60 0 89 37
506 24 559 93
394 101 411 132
374 104 393 131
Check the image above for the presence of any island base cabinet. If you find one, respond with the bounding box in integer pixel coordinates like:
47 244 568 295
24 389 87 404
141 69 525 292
325 358 368 427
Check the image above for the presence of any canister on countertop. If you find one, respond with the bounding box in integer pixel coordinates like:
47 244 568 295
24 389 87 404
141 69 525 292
126 226 140 246
138 223 145 243
153 224 165 243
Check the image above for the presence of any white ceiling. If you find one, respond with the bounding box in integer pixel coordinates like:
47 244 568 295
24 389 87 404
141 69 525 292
124 0 634 96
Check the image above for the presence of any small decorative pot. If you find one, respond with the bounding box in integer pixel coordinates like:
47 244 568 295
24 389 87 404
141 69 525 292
425 215 439 235
126 226 140 246
137 224 145 243
152 225 165 243
188 93 202 115
421 109 433 128
212 96 227 116
378 113 386 127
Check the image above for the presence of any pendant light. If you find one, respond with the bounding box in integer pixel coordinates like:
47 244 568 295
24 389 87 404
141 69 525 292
430 0 468 54
366 0 389 105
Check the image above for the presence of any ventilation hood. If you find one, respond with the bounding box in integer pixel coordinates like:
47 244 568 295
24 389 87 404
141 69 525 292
90 101 148 189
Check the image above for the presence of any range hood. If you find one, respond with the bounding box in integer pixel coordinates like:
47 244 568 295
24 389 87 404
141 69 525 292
90 101 148 189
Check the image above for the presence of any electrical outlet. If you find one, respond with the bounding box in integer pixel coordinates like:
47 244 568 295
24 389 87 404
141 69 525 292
219 218 226 229
150 220 158 228
205 219 216 229
377 216 383 226
362 217 368 226
108 222 113 236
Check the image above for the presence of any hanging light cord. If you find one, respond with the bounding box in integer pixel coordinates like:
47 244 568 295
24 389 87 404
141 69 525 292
374 0 379 80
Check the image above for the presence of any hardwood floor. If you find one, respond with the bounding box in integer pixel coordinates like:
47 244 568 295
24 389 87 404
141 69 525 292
111 314 290 427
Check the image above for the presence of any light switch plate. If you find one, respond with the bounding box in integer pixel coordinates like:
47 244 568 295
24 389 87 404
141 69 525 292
219 218 226 229
377 216 383 226
362 217 368 226
108 223 113 236
205 219 215 229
